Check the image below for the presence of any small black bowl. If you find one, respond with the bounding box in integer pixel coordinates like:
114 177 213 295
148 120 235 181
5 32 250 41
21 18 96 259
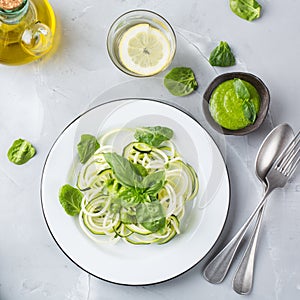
203 72 270 136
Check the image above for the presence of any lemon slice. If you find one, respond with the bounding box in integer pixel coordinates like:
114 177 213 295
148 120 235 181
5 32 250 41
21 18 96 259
119 23 171 76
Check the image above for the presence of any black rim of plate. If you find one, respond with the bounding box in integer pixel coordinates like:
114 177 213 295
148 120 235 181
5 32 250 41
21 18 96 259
40 98 231 286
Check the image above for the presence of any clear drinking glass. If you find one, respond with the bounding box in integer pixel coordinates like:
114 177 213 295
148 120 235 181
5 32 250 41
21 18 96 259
107 10 176 77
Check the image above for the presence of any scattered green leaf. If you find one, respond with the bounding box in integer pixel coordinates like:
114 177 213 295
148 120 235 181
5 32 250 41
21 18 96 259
209 41 236 67
77 134 100 164
134 126 173 147
230 0 261 21
59 184 83 216
164 67 198 96
7 139 36 165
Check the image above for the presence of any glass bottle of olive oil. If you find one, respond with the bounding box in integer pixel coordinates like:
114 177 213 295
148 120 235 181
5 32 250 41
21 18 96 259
0 0 56 65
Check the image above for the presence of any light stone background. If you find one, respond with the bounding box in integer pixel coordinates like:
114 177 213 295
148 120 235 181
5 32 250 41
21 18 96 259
0 0 299 299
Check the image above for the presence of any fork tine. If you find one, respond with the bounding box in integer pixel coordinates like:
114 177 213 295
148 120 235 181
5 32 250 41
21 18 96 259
275 131 300 170
278 134 300 171
285 155 300 177
275 130 300 176
279 144 299 173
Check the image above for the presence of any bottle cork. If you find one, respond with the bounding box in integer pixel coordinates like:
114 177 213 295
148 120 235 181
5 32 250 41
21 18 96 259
0 0 24 10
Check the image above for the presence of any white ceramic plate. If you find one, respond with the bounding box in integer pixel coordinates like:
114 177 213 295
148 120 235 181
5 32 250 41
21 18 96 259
41 99 230 285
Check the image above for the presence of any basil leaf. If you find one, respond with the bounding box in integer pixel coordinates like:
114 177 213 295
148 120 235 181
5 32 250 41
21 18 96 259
104 152 142 188
242 100 257 124
209 41 236 67
132 163 148 177
110 196 138 223
77 134 100 164
117 188 147 206
141 171 165 195
120 208 137 224
134 126 173 147
7 139 36 165
59 184 83 216
230 0 261 21
164 67 198 96
136 201 166 232
233 78 250 100
109 198 122 214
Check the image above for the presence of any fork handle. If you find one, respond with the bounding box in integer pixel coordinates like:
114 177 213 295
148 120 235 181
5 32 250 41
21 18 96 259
232 204 266 294
203 188 272 284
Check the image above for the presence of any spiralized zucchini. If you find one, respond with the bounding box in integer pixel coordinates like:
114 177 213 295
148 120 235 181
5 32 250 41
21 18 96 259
76 128 199 245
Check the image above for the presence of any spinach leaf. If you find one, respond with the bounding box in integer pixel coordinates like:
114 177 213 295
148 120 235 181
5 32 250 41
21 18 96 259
164 67 198 96
242 100 257 124
104 152 142 188
230 0 261 21
7 139 36 165
59 184 83 216
233 78 250 100
134 126 173 147
141 171 165 195
77 134 100 164
136 201 166 232
209 41 236 67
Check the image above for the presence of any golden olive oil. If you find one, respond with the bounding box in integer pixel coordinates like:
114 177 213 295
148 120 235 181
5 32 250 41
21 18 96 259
0 0 56 65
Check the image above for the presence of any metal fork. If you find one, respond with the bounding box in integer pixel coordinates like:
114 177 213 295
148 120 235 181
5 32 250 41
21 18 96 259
232 130 300 294
203 131 300 286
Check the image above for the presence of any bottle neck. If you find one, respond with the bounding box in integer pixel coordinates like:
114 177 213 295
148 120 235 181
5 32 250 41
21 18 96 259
0 0 29 24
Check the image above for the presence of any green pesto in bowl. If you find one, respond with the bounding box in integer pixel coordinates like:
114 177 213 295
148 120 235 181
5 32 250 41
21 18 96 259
209 79 260 130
